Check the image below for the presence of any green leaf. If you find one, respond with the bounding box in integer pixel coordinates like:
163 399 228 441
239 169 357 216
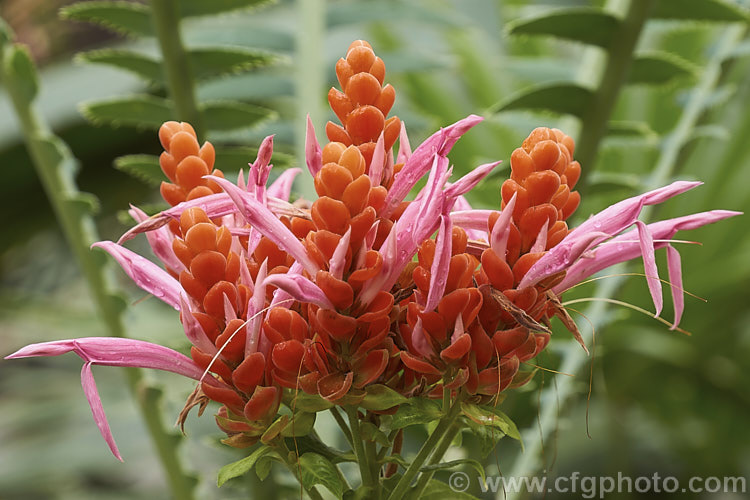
628 52 697 85
421 458 486 484
360 384 408 411
299 452 344 499
60 1 153 37
651 0 750 22
260 414 289 443
418 479 481 499
360 421 391 447
190 47 277 80
254 453 278 480
689 124 730 142
178 0 273 18
284 435 356 465
462 418 504 458
390 398 442 430
114 154 167 187
327 3 457 28
76 49 162 82
588 171 642 191
215 146 294 171
462 403 521 443
490 82 593 118
217 445 274 486
80 95 173 129
506 7 620 48
285 390 334 412
3 45 38 103
200 100 276 132
280 411 316 437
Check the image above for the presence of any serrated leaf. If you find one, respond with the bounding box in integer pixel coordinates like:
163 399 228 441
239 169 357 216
3 45 38 103
114 154 167 187
190 47 277 80
61 1 153 37
299 452 344 499
628 52 697 85
81 95 173 129
507 7 620 48
360 384 408 411
200 100 275 132
390 398 442 430
652 0 750 22
77 49 162 82
217 445 274 486
178 0 273 18
490 82 593 118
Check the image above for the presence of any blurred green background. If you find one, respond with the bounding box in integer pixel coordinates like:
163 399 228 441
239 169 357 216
1 0 748 498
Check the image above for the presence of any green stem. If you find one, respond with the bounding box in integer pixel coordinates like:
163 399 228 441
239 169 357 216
330 406 354 448
410 423 461 499
345 406 375 489
385 393 464 500
575 0 654 192
150 0 204 139
364 435 381 498
0 40 196 500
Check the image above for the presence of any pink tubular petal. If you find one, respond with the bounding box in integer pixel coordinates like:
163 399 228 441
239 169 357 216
263 274 335 310
267 168 301 201
369 132 386 186
245 260 268 355
92 241 181 310
411 318 433 357
382 115 482 217
397 121 411 165
522 181 703 289
305 115 322 176
128 206 184 272
180 296 217 354
530 218 549 254
269 262 302 309
208 176 319 275
443 161 500 210
81 362 122 461
253 135 274 186
329 228 351 281
490 193 516 259
5 338 227 386
424 214 452 312
666 244 684 330
552 210 741 293
636 221 662 316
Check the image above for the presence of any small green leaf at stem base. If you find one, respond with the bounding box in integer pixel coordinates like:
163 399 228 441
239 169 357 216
390 398 442 430
217 445 274 486
360 384 408 411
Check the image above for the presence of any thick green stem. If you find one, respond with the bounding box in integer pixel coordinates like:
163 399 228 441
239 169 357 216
150 0 204 139
575 0 654 192
410 423 461 498
385 394 464 500
0 40 196 500
364 435 381 499
345 406 375 489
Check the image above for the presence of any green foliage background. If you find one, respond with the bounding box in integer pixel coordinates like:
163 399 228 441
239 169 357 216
1 0 748 498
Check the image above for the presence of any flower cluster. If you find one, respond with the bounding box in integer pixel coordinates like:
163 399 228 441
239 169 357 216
6 40 739 460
